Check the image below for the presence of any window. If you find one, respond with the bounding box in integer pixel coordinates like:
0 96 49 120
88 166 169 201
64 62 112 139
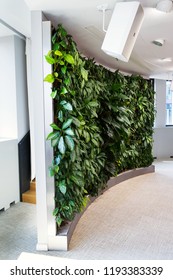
166 80 173 125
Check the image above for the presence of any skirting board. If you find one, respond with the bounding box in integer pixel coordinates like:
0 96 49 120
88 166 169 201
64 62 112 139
47 165 155 251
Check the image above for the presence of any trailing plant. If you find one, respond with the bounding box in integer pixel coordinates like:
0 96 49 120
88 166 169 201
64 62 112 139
44 24 155 228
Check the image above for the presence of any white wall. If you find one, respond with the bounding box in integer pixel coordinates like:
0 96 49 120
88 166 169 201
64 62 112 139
0 36 17 138
0 35 29 141
0 139 19 210
0 35 28 211
14 36 29 141
153 79 173 158
154 79 166 128
153 127 173 158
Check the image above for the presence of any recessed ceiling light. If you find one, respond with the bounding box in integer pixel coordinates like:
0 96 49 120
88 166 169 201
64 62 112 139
152 39 165 46
161 57 172 62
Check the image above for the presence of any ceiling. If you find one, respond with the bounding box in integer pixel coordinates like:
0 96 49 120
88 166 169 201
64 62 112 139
3 0 173 79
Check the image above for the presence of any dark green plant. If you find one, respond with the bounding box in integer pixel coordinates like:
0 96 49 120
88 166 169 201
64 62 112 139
44 24 155 228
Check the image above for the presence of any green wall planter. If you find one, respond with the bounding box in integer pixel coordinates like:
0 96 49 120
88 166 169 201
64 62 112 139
44 24 155 228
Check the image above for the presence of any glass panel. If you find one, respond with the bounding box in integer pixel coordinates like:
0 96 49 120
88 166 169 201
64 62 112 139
166 80 173 125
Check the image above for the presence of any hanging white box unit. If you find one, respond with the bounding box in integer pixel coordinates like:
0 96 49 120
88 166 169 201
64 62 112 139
101 1 144 62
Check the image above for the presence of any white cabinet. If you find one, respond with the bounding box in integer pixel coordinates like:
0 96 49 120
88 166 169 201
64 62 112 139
0 138 19 210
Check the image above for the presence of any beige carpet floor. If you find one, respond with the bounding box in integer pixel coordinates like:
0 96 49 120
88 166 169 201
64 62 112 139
1 159 173 260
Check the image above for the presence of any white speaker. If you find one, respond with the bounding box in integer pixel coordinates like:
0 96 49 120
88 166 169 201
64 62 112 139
101 1 144 62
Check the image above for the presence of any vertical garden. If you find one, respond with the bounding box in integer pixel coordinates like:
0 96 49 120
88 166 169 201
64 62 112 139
44 24 155 228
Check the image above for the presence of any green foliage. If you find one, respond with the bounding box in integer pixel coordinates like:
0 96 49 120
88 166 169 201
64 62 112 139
44 24 155 228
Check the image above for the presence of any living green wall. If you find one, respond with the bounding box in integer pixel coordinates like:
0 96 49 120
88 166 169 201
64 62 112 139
44 24 155 227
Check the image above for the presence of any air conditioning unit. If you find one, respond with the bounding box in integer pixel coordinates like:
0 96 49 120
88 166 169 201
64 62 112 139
101 1 144 62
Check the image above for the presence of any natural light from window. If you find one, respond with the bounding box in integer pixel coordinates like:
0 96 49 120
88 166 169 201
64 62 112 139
166 80 173 125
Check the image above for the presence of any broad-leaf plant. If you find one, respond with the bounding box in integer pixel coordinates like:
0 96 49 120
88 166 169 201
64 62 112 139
44 24 155 228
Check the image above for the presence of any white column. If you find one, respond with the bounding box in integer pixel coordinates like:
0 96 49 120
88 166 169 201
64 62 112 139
31 11 48 250
42 21 57 246
154 79 166 128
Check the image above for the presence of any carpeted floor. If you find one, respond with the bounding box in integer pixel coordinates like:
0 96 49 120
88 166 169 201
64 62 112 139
0 159 173 260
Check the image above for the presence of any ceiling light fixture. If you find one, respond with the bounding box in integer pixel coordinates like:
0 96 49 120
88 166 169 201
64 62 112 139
152 39 165 46
156 0 173 13
161 57 172 62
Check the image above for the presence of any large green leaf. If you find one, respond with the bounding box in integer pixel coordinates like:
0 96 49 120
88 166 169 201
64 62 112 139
58 110 63 122
60 100 73 111
81 67 88 81
91 138 99 147
72 117 81 127
45 55 55 64
61 66 67 74
62 119 73 130
55 155 61 165
81 196 89 209
59 25 67 37
83 131 90 143
44 74 55 83
64 78 70 86
70 150 76 162
70 175 85 188
58 136 66 154
50 123 60 130
63 102 73 111
64 54 75 64
53 208 59 216
52 32 57 44
51 137 60 147
55 50 62 56
80 120 85 126
58 180 67 195
48 166 55 177
50 90 57 99
60 87 68 95
60 40 67 48
65 135 75 151
53 43 59 51
49 164 59 176
46 131 59 140
88 101 99 107
59 60 64 65
56 215 63 227
64 128 74 136
54 165 59 174
54 72 58 78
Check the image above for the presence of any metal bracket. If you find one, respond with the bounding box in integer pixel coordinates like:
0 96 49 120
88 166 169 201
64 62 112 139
97 4 109 33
